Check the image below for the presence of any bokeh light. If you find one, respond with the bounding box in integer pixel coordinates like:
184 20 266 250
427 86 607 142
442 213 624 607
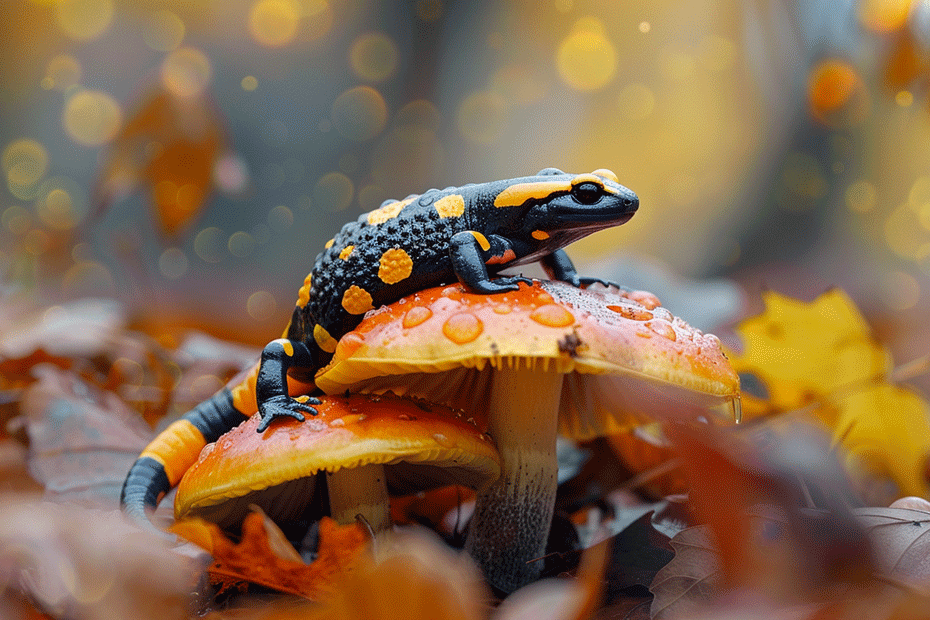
267 204 294 233
808 59 869 128
845 180 877 213
142 9 186 52
62 90 122 146
330 86 388 142
158 247 189 279
213 154 250 195
246 290 277 321
879 270 921 310
556 18 617 91
3 139 49 199
456 91 505 144
349 33 399 83
248 0 301 47
43 55 82 91
241 75 258 91
161 48 212 98
55 0 114 41
62 260 116 296
194 227 226 263
858 0 914 32
2 206 32 236
34 176 88 230
228 231 256 258
313 172 354 211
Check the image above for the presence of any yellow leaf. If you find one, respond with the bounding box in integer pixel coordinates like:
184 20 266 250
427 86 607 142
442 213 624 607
835 384 930 499
730 289 889 412
729 289 930 500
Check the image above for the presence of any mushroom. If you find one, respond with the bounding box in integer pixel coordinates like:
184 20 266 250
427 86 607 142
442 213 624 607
314 280 740 592
174 392 500 536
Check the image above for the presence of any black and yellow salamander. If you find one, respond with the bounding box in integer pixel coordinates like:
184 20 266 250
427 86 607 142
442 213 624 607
121 167 638 524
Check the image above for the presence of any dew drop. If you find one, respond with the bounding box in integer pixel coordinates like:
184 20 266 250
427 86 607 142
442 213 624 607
529 304 574 327
606 304 652 321
647 320 677 341
442 313 483 344
402 305 432 328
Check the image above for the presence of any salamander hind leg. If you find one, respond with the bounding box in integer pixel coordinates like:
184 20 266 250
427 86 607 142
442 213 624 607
255 338 321 433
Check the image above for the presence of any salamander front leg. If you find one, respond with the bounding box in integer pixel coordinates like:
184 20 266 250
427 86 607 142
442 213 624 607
255 338 320 433
450 231 532 293
541 249 622 289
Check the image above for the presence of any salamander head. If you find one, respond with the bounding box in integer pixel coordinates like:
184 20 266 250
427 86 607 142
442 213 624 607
486 167 638 244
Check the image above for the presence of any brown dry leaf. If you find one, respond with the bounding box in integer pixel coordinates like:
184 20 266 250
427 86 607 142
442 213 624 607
855 507 930 589
172 514 368 600
667 422 874 598
94 86 226 239
0 499 197 620
648 525 721 620
21 365 153 507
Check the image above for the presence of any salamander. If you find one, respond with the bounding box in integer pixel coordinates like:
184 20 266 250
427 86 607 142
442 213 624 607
121 167 638 524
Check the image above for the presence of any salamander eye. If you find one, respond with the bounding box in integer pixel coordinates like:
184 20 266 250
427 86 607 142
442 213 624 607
571 182 601 205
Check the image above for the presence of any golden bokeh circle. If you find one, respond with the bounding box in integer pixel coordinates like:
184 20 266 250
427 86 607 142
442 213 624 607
350 32 399 82
63 90 122 146
331 86 388 142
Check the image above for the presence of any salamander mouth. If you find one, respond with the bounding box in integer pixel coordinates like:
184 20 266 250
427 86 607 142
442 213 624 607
549 209 636 228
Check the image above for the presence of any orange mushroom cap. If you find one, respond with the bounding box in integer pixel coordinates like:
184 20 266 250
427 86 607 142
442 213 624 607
174 393 500 524
315 280 740 438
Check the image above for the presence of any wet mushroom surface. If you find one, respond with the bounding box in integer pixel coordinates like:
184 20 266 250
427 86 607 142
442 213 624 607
314 279 740 593
174 392 500 535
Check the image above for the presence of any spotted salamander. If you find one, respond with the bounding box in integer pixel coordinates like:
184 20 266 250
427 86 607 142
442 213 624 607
121 167 638 524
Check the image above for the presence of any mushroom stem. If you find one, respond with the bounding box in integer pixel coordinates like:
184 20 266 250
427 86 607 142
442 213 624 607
326 464 390 533
465 362 564 593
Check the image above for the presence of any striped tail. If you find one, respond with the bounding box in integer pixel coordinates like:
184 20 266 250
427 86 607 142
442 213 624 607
121 387 250 524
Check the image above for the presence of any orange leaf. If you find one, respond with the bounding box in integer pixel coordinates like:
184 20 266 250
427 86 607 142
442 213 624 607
172 514 369 600
94 87 226 239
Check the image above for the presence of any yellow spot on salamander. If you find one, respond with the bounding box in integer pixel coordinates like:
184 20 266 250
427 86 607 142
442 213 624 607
342 285 374 315
592 168 619 183
339 245 355 260
378 247 413 284
531 230 550 240
494 181 570 208
434 194 465 218
572 173 617 194
231 364 260 414
314 324 338 353
325 238 335 249
571 173 605 187
469 230 491 251
280 339 294 356
367 196 415 225
139 420 206 486
297 272 312 307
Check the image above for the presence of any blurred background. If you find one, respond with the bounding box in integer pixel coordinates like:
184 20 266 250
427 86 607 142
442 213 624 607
1 0 929 389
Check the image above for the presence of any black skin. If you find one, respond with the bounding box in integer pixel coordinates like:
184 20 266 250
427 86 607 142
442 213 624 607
255 168 639 433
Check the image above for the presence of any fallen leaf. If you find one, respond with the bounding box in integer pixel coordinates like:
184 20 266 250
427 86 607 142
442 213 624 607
171 514 368 600
728 289 930 500
854 507 930 589
0 499 197 620
304 528 489 620
94 87 227 239
21 366 153 507
648 525 721 620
